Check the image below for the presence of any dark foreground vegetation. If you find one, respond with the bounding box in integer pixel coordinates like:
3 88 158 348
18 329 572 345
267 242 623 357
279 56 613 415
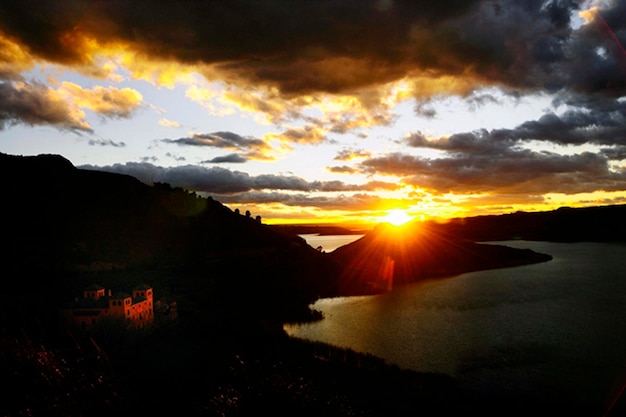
1 152 623 416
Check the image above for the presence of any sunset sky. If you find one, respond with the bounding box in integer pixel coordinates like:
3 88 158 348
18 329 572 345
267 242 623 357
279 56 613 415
1 0 625 225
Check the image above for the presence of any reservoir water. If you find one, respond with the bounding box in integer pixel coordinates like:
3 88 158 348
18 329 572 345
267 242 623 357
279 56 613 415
299 233 365 252
285 241 626 412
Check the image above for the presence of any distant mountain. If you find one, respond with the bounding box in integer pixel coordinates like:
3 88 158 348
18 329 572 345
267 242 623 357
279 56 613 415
426 205 626 243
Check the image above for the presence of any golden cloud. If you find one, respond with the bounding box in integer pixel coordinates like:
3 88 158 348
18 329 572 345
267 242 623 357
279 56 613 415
0 34 35 78
221 89 288 124
408 69 487 100
59 81 143 118
119 54 199 88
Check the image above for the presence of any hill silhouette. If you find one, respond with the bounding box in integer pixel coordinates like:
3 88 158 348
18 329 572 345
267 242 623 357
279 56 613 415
330 222 553 295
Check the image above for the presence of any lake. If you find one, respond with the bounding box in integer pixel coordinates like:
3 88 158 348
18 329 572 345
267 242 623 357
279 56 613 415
285 241 626 413
299 233 365 252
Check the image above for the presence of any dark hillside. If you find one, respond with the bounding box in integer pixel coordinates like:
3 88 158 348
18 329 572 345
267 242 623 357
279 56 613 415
0 152 340 324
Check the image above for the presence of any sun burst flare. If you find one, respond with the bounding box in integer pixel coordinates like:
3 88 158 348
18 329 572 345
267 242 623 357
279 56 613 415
381 209 413 226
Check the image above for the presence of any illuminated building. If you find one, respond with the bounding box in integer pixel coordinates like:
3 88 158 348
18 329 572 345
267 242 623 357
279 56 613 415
62 283 154 330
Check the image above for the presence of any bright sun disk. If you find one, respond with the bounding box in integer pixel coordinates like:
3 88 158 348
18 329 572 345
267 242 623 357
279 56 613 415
381 209 413 226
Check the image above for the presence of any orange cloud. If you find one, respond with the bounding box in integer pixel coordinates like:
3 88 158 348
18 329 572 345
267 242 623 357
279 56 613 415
59 82 143 118
0 34 34 78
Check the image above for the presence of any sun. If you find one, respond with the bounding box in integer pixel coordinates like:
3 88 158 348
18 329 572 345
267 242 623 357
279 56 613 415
381 209 413 226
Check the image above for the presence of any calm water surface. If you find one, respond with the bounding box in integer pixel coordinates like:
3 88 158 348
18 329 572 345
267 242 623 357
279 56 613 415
299 234 364 252
285 241 626 409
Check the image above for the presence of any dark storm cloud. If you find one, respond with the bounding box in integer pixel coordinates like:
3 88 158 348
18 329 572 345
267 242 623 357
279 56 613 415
600 146 626 161
4 0 618 97
360 149 626 195
81 162 401 195
0 1 93 64
408 94 626 154
565 2 626 95
0 80 91 132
